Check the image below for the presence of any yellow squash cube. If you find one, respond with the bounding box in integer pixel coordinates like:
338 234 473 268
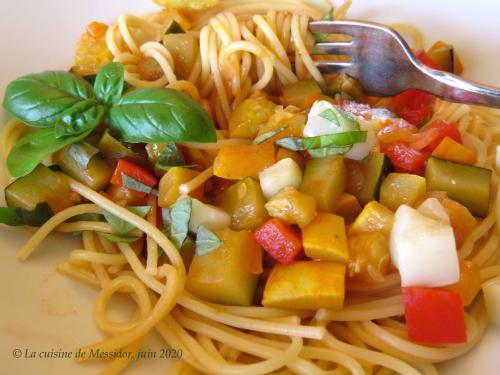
349 201 394 237
158 167 203 208
300 156 346 212
379 173 426 211
229 96 276 139
186 229 262 306
302 213 349 263
264 187 317 227
263 261 346 310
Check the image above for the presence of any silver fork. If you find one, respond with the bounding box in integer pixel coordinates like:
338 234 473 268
310 20 500 108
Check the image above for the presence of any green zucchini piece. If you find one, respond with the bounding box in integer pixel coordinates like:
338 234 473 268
55 144 113 191
5 165 79 213
425 156 491 217
165 20 185 34
97 131 147 167
282 79 322 108
349 152 392 205
300 155 346 212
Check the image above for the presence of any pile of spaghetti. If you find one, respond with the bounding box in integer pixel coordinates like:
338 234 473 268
2 0 500 374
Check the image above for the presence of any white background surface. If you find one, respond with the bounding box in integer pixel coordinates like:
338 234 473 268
0 0 499 374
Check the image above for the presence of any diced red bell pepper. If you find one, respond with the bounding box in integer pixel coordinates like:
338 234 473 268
254 218 303 265
402 287 467 345
377 119 418 149
384 142 429 175
391 90 435 126
110 159 158 188
418 119 462 152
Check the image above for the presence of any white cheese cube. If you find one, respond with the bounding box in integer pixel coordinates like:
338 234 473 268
303 100 355 137
259 158 302 199
344 118 377 161
390 204 459 287
189 198 230 233
483 276 500 326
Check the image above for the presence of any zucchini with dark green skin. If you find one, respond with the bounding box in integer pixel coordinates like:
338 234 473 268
55 144 113 191
352 152 392 205
300 155 346 212
5 164 80 213
97 131 147 167
425 156 491 217
282 79 322 108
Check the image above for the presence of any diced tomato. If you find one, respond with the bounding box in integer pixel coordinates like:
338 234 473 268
390 51 443 126
416 50 443 70
110 159 158 188
384 142 429 175
391 90 435 126
402 287 467 345
254 218 303 265
418 119 462 152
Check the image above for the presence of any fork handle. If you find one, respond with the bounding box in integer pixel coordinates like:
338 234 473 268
416 67 500 108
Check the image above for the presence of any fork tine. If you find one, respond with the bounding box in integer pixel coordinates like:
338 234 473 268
309 20 367 37
312 41 354 56
315 61 355 75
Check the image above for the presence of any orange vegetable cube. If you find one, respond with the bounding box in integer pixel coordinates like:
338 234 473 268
73 22 113 76
431 137 477 166
158 167 204 207
444 260 482 306
213 143 276 180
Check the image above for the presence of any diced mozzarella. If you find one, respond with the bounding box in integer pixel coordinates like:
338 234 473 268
259 158 302 199
304 100 354 137
344 118 377 161
189 198 230 233
390 205 459 287
417 197 450 224
483 275 500 326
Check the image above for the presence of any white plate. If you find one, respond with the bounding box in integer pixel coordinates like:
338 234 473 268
0 1 499 374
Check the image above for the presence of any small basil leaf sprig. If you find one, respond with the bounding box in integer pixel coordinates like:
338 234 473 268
3 62 216 178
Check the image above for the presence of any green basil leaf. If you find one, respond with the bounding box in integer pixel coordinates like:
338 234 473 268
94 63 125 105
109 88 217 144
252 127 288 144
301 131 367 149
276 137 304 151
165 20 185 34
195 225 223 255
98 232 140 243
319 107 360 131
169 197 192 250
313 8 334 42
103 206 151 235
54 100 106 138
67 142 99 169
155 143 185 171
122 174 159 196
7 127 93 178
162 207 172 235
308 145 352 158
0 203 53 227
3 71 95 128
